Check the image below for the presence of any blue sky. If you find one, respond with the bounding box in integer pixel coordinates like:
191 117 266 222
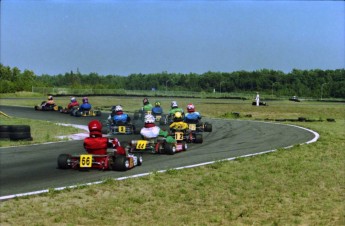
1 0 344 76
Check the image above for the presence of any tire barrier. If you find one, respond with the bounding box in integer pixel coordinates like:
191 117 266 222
0 125 33 141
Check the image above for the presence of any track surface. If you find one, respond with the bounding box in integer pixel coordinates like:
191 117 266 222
0 105 316 197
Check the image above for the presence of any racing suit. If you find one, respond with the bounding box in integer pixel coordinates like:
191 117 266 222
79 103 92 111
184 112 201 124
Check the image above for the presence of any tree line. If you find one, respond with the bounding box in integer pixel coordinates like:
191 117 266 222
1 64 344 98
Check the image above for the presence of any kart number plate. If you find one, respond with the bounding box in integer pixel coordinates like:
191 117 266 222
118 126 126 133
136 140 148 150
175 132 184 141
189 124 196 131
80 155 92 168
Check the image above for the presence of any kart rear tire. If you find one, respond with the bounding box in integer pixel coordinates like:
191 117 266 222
57 154 72 169
133 112 140 120
195 134 203 143
136 154 143 166
164 143 176 155
204 122 212 132
113 156 129 171
96 111 102 116
182 141 188 151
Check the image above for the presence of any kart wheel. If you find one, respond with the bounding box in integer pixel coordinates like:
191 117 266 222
195 134 203 143
0 125 11 139
57 154 72 169
182 141 188 151
204 122 212 132
164 143 176 155
112 156 128 171
96 111 102 116
136 154 143 166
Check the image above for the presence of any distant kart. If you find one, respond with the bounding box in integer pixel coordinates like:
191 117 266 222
126 135 187 155
34 101 59 111
289 96 301 102
57 140 142 171
133 110 169 125
102 121 141 135
70 107 102 117
58 106 77 114
185 120 212 133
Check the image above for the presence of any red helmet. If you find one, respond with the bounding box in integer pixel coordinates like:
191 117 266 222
88 120 102 137
187 103 195 113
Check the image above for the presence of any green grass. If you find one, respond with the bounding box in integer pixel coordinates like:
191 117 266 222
0 116 84 147
0 95 344 225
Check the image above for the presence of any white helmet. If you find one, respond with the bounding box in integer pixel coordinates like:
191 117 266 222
115 105 123 112
171 101 178 108
144 114 155 124
71 97 76 102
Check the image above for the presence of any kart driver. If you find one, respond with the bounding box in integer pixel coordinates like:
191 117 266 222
184 103 202 124
67 97 79 110
42 95 55 108
151 101 163 116
168 101 184 116
142 98 153 112
79 97 92 112
108 105 131 125
140 114 175 143
169 111 189 132
84 120 126 156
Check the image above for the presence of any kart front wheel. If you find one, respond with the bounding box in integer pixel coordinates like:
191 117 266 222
136 154 143 166
57 154 72 169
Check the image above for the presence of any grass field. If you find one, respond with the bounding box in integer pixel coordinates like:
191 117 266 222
0 93 344 225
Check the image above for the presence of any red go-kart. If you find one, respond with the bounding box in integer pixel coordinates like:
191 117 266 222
57 138 142 171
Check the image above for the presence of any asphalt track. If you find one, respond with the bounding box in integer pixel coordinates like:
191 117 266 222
0 105 317 198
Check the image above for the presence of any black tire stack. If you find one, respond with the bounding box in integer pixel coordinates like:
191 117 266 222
0 125 33 141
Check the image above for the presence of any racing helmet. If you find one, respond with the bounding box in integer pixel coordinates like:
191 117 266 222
173 111 183 121
143 98 149 105
115 105 123 112
144 114 155 124
155 101 161 107
171 101 178 108
187 103 195 113
71 97 76 103
82 97 88 103
48 95 53 100
88 120 102 137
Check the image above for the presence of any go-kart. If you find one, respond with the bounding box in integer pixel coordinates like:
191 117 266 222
133 110 169 125
70 107 102 117
126 135 187 155
102 120 141 135
58 106 78 114
57 140 142 171
172 127 203 144
34 101 59 111
185 120 212 133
